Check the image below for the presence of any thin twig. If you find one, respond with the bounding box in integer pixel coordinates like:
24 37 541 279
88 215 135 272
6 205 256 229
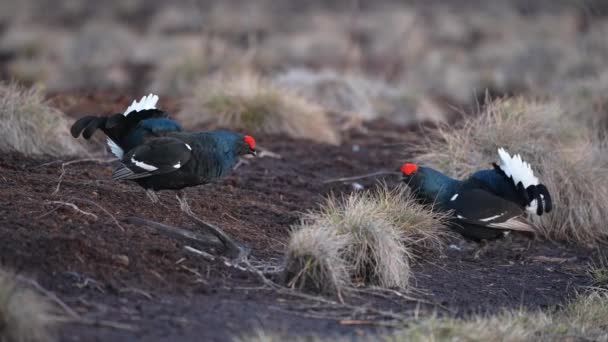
46 201 98 220
16 274 139 332
185 246 216 261
54 316 139 332
71 197 125 232
274 288 411 323
118 287 153 300
52 158 114 195
15 275 79 318
257 146 282 159
322 171 401 184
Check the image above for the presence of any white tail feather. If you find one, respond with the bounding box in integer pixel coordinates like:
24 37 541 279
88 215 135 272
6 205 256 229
107 138 124 159
497 147 540 214
108 94 160 159
497 148 539 188
122 93 159 116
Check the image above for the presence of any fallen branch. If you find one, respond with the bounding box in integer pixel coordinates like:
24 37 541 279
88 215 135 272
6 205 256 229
322 171 401 184
124 217 224 251
47 201 98 220
182 208 250 260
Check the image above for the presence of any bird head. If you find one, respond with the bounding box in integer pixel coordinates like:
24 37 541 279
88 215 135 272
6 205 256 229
401 162 457 203
241 135 257 156
400 162 427 192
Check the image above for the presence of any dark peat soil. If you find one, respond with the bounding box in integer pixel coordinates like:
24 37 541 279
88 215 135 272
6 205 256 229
0 93 595 341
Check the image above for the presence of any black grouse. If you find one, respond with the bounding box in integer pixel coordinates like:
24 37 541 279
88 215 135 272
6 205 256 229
71 94 257 206
401 148 552 241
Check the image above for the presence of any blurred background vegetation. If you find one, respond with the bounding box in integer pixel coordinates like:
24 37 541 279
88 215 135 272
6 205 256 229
0 0 607 124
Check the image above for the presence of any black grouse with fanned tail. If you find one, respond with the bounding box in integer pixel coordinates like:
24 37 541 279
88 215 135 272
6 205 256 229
401 148 552 241
71 94 256 200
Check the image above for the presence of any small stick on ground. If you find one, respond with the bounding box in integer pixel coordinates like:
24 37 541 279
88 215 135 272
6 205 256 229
16 274 79 318
257 146 282 159
322 171 401 184
71 197 125 232
47 201 98 220
54 316 139 332
185 246 216 261
233 158 250 170
16 274 138 331
52 158 114 195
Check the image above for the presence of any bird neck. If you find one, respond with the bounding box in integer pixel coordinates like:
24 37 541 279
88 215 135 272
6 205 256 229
415 168 461 205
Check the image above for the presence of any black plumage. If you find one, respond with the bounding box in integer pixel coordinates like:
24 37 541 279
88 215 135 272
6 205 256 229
401 149 552 241
71 94 256 200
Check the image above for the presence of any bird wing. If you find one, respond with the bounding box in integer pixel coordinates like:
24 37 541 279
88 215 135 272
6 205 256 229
445 188 535 232
112 137 192 181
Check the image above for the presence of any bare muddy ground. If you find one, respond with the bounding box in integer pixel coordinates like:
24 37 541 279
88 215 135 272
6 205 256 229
0 94 594 341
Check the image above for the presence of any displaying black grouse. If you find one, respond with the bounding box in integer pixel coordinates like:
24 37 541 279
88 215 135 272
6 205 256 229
71 94 257 205
401 148 552 241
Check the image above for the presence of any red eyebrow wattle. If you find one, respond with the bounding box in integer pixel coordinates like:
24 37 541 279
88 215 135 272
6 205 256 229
244 135 256 149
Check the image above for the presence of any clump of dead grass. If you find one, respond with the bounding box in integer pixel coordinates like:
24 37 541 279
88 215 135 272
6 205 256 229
239 290 608 342
284 185 447 294
414 97 608 245
0 269 56 342
374 184 450 254
274 68 382 121
0 82 86 157
315 192 411 288
283 223 350 297
531 142 608 243
588 252 608 288
401 290 608 341
180 72 340 145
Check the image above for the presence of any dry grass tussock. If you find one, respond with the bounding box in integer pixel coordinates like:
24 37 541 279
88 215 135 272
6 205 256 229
0 269 56 342
588 252 608 288
283 223 350 296
315 192 411 289
283 185 448 294
0 83 86 157
414 97 608 245
180 72 340 145
239 290 608 342
373 184 450 254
